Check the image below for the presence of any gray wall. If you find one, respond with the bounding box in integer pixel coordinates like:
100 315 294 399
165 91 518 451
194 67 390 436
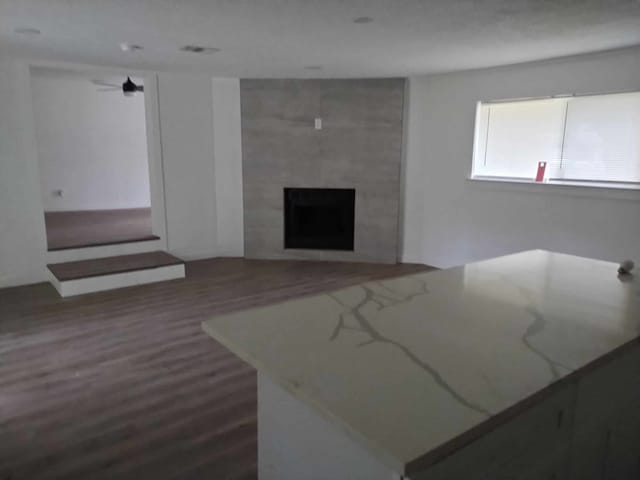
241 78 405 263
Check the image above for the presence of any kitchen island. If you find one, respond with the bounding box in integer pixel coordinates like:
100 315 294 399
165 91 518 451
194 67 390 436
202 250 640 479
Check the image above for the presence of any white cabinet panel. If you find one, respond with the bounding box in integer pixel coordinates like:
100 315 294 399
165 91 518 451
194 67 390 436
570 346 640 480
569 427 609 480
412 385 574 480
573 347 640 435
602 400 640 480
603 427 640 480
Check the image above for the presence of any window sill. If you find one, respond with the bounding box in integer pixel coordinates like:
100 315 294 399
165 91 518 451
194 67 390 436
467 176 640 201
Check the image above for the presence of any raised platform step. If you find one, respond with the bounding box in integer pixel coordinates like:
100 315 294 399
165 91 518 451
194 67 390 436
47 251 185 297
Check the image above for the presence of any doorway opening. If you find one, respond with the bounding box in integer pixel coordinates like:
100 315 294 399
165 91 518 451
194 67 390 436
30 67 158 251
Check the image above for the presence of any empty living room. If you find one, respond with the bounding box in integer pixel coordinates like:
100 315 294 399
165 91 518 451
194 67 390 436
1 1 640 479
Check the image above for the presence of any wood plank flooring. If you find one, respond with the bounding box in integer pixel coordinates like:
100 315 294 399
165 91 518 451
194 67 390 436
47 251 184 281
0 258 432 480
44 209 157 251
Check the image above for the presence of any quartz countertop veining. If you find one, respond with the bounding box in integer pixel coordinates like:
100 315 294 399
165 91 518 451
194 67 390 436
202 250 640 475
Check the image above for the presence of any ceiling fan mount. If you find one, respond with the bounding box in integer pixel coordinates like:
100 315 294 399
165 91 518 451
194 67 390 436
122 77 144 96
92 76 144 96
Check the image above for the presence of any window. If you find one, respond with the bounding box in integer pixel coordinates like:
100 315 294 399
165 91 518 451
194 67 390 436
472 91 640 187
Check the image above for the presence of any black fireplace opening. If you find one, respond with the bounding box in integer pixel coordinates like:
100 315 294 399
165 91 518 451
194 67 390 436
284 188 355 251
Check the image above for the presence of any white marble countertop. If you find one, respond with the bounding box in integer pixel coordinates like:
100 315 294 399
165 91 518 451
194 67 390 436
202 250 640 474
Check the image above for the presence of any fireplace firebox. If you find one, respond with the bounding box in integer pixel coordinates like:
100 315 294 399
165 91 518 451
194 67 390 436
284 188 355 251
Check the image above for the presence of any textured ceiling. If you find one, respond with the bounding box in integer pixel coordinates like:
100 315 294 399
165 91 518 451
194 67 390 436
1 0 639 77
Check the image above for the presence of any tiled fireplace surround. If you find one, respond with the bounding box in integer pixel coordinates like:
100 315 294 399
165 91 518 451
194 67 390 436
241 78 405 263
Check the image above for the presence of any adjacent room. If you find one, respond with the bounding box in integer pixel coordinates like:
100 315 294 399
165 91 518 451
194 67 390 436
1 1 639 480
31 67 156 250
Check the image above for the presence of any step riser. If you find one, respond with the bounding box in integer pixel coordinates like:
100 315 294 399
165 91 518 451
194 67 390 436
48 264 186 297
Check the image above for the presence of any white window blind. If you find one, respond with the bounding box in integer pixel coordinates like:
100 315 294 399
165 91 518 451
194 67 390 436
557 93 640 183
473 91 640 186
474 99 565 179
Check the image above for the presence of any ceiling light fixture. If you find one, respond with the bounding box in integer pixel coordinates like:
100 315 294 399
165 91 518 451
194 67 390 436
180 45 220 54
120 43 143 52
14 27 41 37
353 16 373 24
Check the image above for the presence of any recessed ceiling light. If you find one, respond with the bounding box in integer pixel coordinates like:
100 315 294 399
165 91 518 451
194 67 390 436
180 45 220 54
120 43 143 52
14 27 41 37
304 65 323 71
353 16 373 24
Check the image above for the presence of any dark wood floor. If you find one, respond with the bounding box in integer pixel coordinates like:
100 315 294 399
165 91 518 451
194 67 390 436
44 209 157 251
47 251 184 282
0 258 431 480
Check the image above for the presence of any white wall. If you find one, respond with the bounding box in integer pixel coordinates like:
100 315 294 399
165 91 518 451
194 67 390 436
31 71 151 211
0 57 245 288
157 73 218 260
212 78 244 257
402 46 640 268
0 60 48 287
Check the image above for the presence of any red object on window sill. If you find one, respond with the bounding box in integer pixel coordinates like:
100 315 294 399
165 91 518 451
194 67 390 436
536 162 547 182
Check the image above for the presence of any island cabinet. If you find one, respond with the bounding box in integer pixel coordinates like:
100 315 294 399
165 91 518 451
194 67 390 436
258 375 578 480
258 345 640 480
202 251 640 480
569 345 640 480
411 345 640 480
409 384 575 480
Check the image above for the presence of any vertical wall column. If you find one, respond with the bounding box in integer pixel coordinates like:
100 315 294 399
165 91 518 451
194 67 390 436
0 60 48 287
156 73 218 260
212 78 244 257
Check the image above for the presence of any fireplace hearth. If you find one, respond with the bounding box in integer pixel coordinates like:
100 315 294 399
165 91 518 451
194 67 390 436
284 188 355 251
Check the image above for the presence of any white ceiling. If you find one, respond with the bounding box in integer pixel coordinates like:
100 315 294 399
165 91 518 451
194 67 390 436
1 0 639 77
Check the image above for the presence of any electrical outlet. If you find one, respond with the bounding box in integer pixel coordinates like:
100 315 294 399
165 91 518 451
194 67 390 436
314 118 322 130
